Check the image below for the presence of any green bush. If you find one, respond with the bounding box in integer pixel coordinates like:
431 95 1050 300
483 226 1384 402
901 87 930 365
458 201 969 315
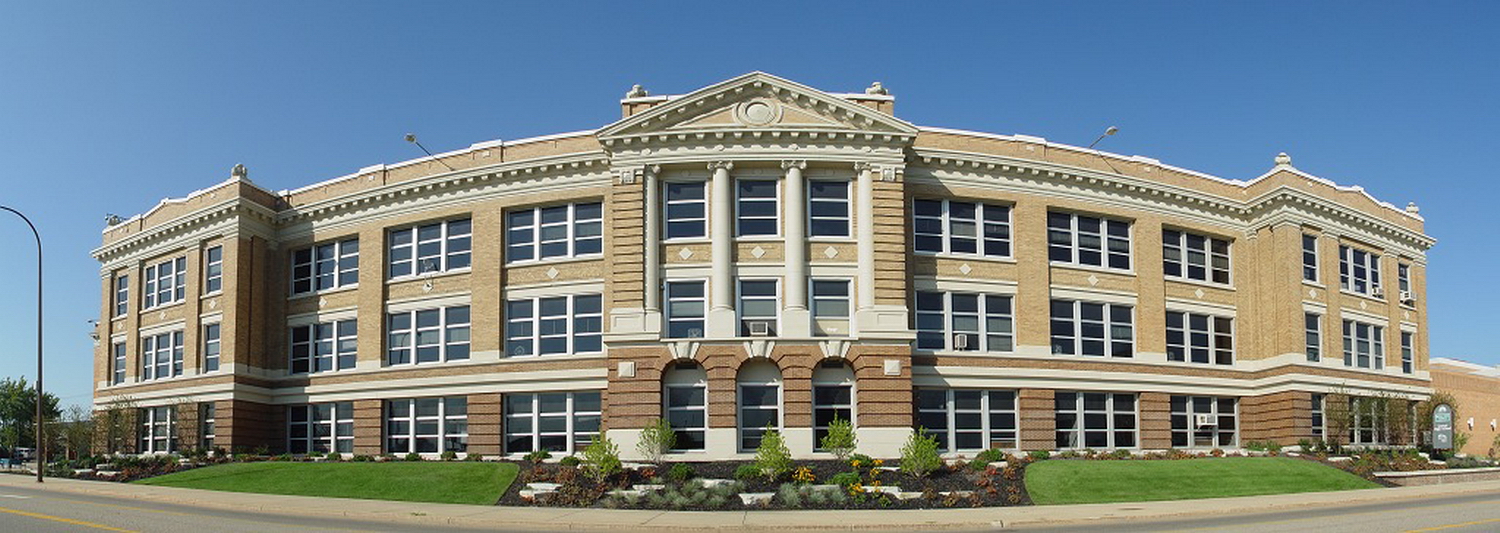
582 434 622 483
1111 449 1132 459
665 463 695 483
324 452 342 462
439 450 458 461
819 417 857 461
829 471 860 488
848 453 874 468
899 428 942 478
558 456 581 467
636 418 677 464
975 448 1006 464
754 428 793 481
1245 440 1283 452
351 455 374 462
404 452 422 462
1029 450 1051 460
465 453 484 462
734 463 763 481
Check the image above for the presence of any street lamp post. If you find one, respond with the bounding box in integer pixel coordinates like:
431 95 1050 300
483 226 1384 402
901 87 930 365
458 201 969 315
0 206 43 483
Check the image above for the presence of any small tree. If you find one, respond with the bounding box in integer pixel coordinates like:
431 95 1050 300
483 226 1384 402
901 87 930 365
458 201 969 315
754 427 793 481
581 434 622 484
899 427 942 478
635 417 676 464
819 417 857 461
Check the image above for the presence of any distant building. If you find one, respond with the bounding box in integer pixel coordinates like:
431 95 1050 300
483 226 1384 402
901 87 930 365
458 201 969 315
93 72 1434 458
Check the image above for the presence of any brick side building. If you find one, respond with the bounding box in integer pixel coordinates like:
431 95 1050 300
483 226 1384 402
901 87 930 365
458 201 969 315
92 72 1435 459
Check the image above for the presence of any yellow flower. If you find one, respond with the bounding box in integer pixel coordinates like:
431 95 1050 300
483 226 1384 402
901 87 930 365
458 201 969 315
851 460 861 468
873 459 884 466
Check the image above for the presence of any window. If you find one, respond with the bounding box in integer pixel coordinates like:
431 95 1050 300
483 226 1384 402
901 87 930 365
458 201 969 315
390 219 471 278
1401 331 1415 374
200 403 216 451
1162 230 1230 284
1311 393 1326 441
812 362 855 449
387 397 468 454
506 203 602 262
912 199 1011 257
1349 397 1387 445
1305 313 1322 362
915 389 1018 452
1302 234 1319 282
141 331 183 381
665 182 706 239
387 306 470 365
138 406 176 454
142 257 186 309
1342 319 1385 370
665 281 706 338
738 279 780 336
111 342 126 385
1170 396 1238 448
1056 392 1137 449
1398 263 1412 299
1047 212 1130 270
202 323 221 372
1049 300 1134 357
810 279 851 336
290 319 357 374
287 402 354 454
291 239 358 294
737 361 782 451
664 363 708 451
505 294 602 357
808 181 850 237
1339 245 1382 296
504 392 601 454
1165 311 1234 365
203 246 224 294
114 275 129 317
915 291 1014 352
736 180 779 236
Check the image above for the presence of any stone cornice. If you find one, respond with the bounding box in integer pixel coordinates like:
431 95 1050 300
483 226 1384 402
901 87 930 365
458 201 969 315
91 199 277 265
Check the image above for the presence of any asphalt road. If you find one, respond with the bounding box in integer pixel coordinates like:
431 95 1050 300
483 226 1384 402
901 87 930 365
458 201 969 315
0 483 1496 533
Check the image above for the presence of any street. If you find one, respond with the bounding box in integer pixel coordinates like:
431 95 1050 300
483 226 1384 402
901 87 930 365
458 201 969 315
1009 491 1500 533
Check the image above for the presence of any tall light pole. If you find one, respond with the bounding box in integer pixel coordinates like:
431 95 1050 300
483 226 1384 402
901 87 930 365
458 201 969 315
0 206 42 483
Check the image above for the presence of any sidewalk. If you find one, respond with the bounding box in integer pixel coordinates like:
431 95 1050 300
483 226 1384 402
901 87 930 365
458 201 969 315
3 473 1499 531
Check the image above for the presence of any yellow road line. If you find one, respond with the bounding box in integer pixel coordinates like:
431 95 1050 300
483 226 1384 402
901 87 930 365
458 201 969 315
0 506 138 532
1162 498 1500 532
1404 517 1500 532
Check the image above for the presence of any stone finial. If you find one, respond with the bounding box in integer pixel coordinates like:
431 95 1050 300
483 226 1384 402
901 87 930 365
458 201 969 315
626 84 649 98
104 214 122 226
865 81 889 95
231 163 248 179
1274 152 1292 167
1406 202 1420 214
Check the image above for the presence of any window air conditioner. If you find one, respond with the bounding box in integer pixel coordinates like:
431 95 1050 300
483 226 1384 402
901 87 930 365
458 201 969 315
953 333 971 350
1400 291 1415 305
747 320 773 337
1194 414 1215 428
1370 286 1384 298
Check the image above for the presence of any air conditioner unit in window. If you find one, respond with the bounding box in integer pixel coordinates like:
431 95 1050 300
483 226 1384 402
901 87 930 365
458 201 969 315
953 333 971 350
1194 414 1215 428
1400 291 1415 305
747 320 773 337
1370 286 1385 298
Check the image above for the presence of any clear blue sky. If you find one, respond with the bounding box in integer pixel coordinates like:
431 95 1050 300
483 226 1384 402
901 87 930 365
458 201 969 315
2 2 1496 408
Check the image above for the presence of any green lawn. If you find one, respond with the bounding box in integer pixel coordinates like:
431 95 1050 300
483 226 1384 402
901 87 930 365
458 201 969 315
1024 457 1379 505
135 461 518 505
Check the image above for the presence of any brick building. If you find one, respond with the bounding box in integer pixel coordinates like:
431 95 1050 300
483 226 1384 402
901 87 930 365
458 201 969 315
92 72 1435 459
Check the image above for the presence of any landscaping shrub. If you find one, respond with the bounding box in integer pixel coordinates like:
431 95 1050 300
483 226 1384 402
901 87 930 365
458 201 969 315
819 417 857 461
636 418 676 465
734 463 763 481
829 471 860 488
1028 450 1051 461
776 483 847 508
1245 440 1283 453
524 450 552 464
899 428 942 478
975 448 1006 464
1445 456 1494 469
465 453 484 462
404 453 422 462
1111 449 1132 460
791 466 815 484
665 463 696 483
581 434 622 483
848 453 874 469
631 481 741 510
559 456 581 467
755 428 794 481
351 455 373 462
440 451 458 461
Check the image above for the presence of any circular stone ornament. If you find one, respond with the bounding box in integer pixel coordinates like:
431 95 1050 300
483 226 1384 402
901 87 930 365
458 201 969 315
735 99 781 126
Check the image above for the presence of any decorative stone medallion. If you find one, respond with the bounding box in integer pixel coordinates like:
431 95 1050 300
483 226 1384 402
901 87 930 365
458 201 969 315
735 98 782 126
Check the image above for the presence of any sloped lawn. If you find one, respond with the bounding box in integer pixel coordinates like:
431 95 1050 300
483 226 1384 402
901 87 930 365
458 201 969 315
136 461 517 505
1025 457 1378 505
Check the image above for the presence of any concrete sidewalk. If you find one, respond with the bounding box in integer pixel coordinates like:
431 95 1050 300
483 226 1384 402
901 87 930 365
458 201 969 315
3 474 1499 531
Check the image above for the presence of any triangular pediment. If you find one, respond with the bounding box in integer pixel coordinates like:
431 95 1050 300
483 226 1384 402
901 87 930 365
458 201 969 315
596 72 918 140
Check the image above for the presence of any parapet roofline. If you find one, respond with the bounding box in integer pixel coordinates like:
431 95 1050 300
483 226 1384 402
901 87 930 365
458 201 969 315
919 126 1423 222
101 173 277 234
1430 358 1500 377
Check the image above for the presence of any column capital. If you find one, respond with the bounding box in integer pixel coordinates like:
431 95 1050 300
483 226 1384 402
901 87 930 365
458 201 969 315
781 160 807 171
853 161 877 173
707 161 735 172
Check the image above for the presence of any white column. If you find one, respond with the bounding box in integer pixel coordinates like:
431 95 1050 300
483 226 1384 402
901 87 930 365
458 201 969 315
781 160 810 337
855 162 876 314
643 166 661 315
707 161 736 337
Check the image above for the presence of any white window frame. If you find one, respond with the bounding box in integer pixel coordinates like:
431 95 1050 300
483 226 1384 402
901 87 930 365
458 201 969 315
1339 245 1382 296
139 406 176 454
1401 331 1415 374
386 306 471 366
1049 299 1134 358
506 203 603 263
200 403 216 451
203 245 224 294
1305 313 1322 362
1170 395 1238 448
664 364 708 452
736 278 781 337
1311 393 1326 441
1342 319 1385 370
912 199 1012 258
1349 397 1387 446
1398 263 1411 299
114 275 129 317
735 178 780 237
142 257 187 310
504 294 603 357
1047 212 1131 270
289 319 358 374
111 341 127 385
287 402 354 455
141 331 183 381
1302 234 1319 282
202 323 221 373
807 180 851 238
388 219 472 279
915 389 1018 453
809 278 852 337
503 391 601 455
737 379 783 452
914 291 1014 353
1165 311 1234 365
291 238 359 295
1162 229 1231 285
664 181 707 240
386 397 468 455
1055 391 1138 449
665 280 706 339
